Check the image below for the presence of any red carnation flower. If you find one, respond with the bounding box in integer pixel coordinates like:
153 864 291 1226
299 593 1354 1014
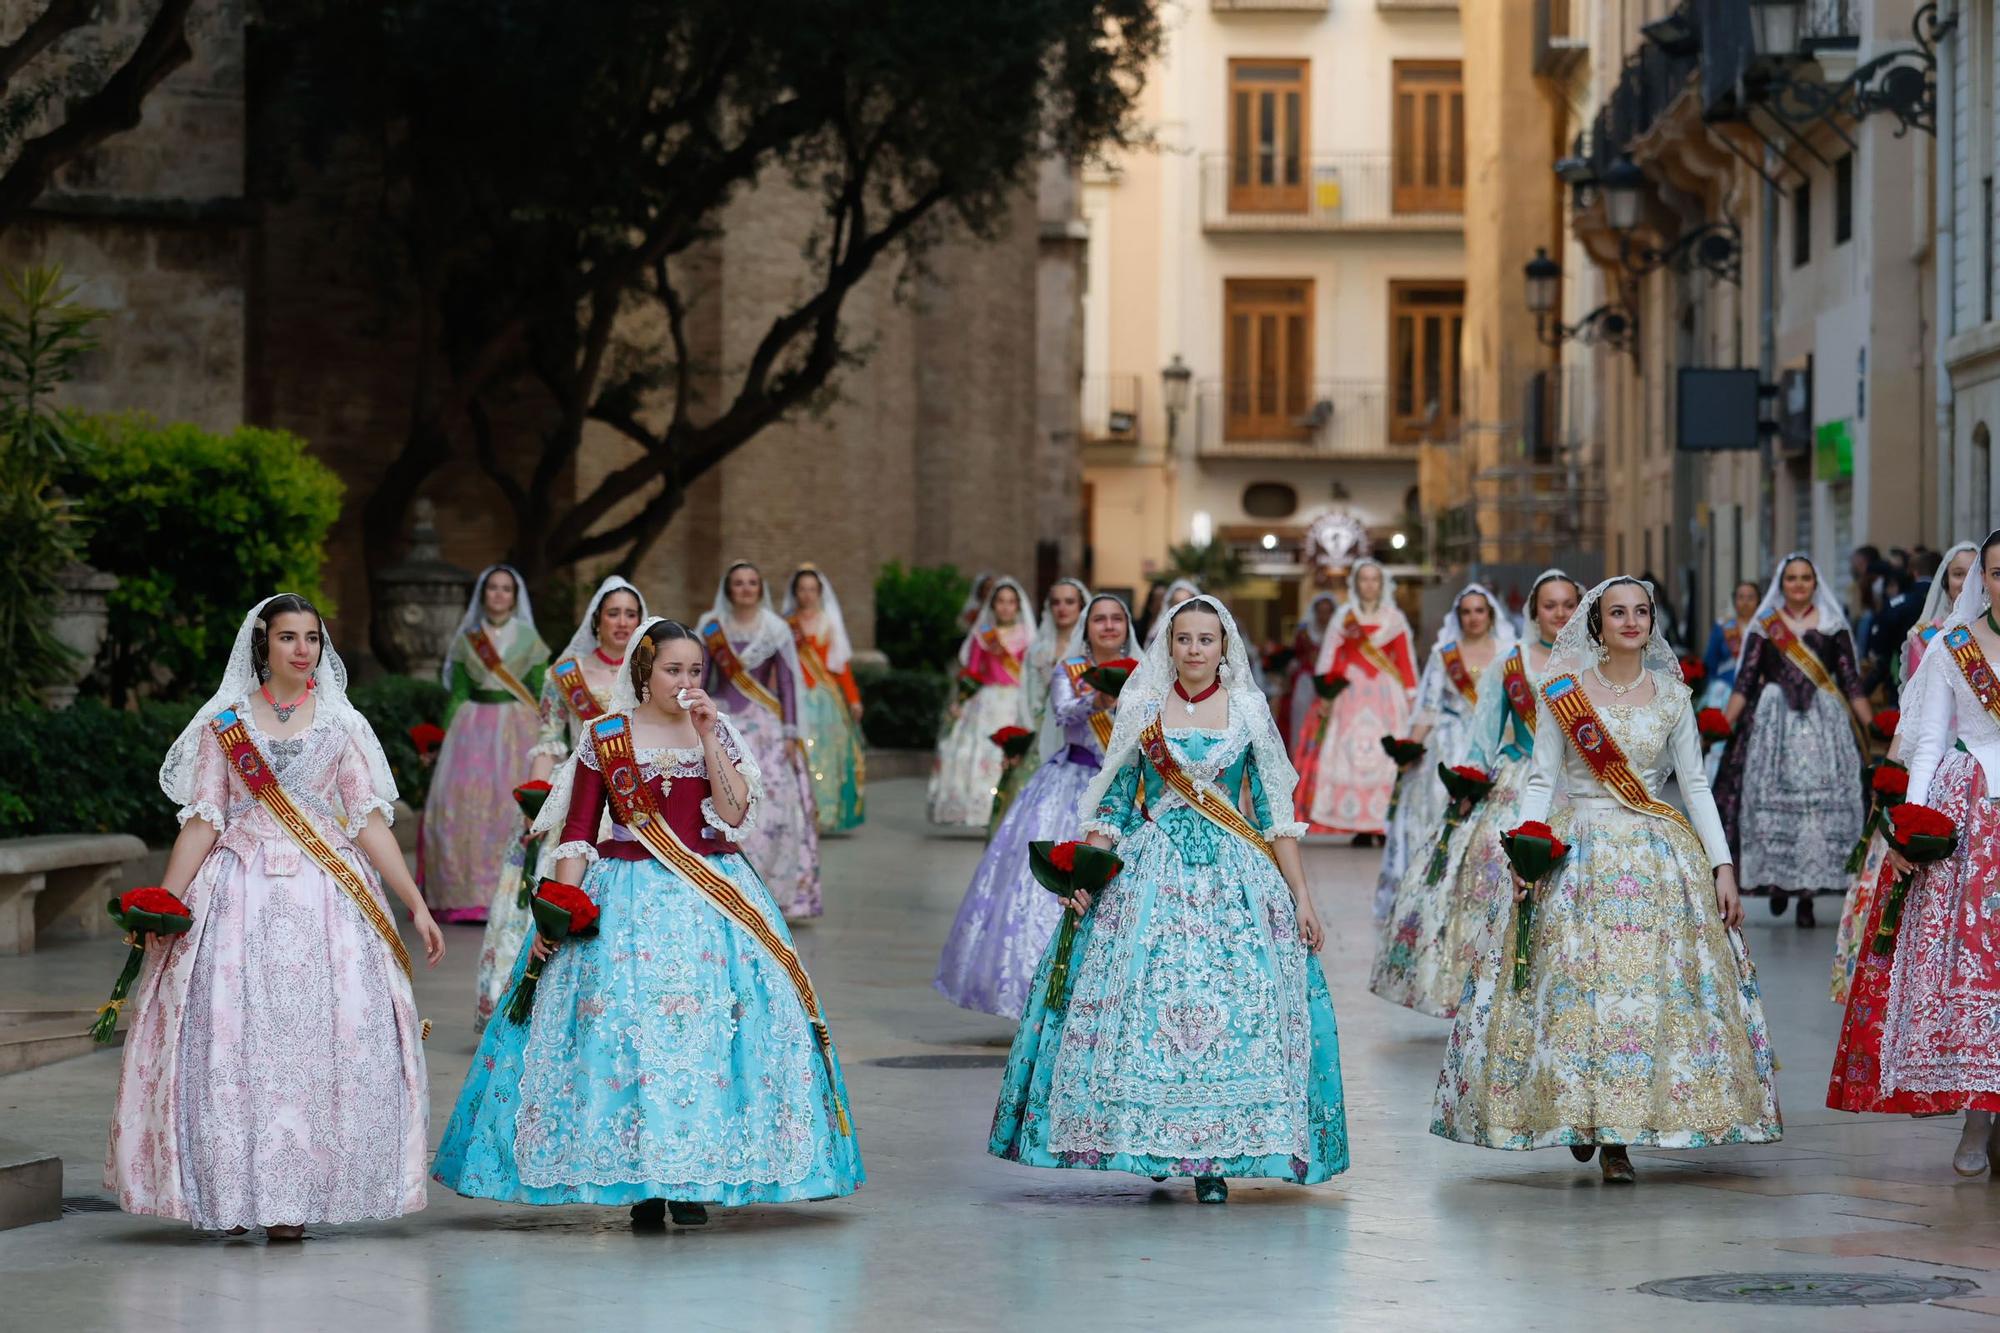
1101 658 1140 673
118 887 192 919
408 722 445 757
1890 803 1956 841
1696 708 1730 739
1448 764 1490 784
535 880 600 933
1679 658 1706 684
1048 840 1080 873
1872 764 1910 797
516 779 552 795
1504 820 1569 860
990 726 1032 746
1872 709 1901 740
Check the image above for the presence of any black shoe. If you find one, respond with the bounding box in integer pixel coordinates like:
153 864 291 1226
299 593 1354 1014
1194 1176 1228 1204
1569 1144 1597 1162
1796 895 1817 928
667 1200 709 1227
631 1199 666 1229
1768 889 1788 917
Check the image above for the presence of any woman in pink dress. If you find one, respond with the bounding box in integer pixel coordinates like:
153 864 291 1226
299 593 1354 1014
108 594 444 1238
929 577 1036 828
1296 559 1418 843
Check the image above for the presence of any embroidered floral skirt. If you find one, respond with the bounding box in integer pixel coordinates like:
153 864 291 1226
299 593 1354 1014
1300 673 1409 838
1373 707 1475 921
106 840 430 1229
1828 752 2000 1114
1371 751 1528 1019
988 818 1349 1182
935 749 1095 1019
423 699 540 922
1830 822 1895 1004
473 815 536 1029
1431 798 1782 1150
433 853 864 1206
929 684 1022 828
1729 685 1865 895
732 703 823 921
801 676 866 834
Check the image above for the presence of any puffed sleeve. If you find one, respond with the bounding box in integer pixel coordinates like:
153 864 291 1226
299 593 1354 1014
334 736 397 832
1903 651 1954 808
1515 700 1563 829
1049 662 1099 728
523 660 550 705
1666 689 1734 869
1080 757 1144 841
177 727 232 832
552 744 606 864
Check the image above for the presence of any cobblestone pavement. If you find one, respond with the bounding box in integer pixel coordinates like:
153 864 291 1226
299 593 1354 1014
3 779 1998 1330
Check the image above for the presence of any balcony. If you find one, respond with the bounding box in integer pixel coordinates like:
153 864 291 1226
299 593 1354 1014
1081 373 1141 444
1194 379 1419 460
1533 0 1587 78
1376 0 1456 10
1211 0 1326 9
1199 153 1461 234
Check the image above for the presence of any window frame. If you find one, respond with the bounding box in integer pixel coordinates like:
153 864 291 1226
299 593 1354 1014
1222 277 1316 443
1227 58 1311 215
1387 278 1465 444
1391 60 1465 215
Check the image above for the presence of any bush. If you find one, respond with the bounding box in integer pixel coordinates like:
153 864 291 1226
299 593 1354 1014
63 413 344 705
349 676 451 811
0 699 190 843
855 665 948 750
873 561 970 672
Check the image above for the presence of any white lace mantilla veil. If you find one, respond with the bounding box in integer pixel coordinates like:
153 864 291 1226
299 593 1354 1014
1544 576 1687 685
1917 541 1981 628
1735 550 1851 674
1434 581 1519 654
159 594 398 817
440 562 538 686
557 575 648 664
958 576 1038 666
1077 594 1300 837
1299 592 1337 645
704 561 804 682
1143 578 1203 649
957 571 994 626
781 564 854 674
1898 532 1999 745
528 616 765 846
1032 577 1092 665
1062 592 1139 662
1525 568 1578 637
1315 558 1402 676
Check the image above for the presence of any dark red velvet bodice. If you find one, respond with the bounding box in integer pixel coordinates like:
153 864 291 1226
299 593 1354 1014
561 752 740 860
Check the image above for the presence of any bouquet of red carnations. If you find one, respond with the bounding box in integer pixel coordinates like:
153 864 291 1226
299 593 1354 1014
512 779 555 906
955 671 983 704
1679 658 1706 688
1424 764 1494 886
1869 803 1960 956
1500 822 1569 990
1696 708 1731 752
1313 673 1350 702
1871 708 1901 742
1027 840 1124 1010
92 887 195 1043
1078 657 1140 698
408 722 444 761
1844 760 1909 875
1380 736 1425 769
505 879 603 1024
989 726 1036 761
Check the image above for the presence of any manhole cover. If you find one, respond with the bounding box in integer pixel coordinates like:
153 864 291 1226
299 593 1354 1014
1638 1273 1977 1306
61 1196 120 1214
868 1053 1008 1070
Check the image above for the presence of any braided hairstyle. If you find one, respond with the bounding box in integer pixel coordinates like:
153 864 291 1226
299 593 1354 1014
252 593 323 681
630 619 699 702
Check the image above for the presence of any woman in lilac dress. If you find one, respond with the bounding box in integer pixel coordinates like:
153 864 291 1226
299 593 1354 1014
701 561 823 920
935 594 1137 1018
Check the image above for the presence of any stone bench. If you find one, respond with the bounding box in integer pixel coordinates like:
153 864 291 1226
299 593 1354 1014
0 834 148 955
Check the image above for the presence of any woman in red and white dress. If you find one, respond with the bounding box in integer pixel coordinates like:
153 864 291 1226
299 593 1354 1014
1829 531 2000 1175
1280 593 1338 753
1295 559 1417 844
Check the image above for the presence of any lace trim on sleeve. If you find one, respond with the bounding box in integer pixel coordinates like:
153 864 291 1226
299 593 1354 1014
551 839 599 864
576 735 602 772
1079 817 1125 841
345 796 396 831
1264 819 1309 840
702 795 758 839
177 800 225 832
528 737 572 760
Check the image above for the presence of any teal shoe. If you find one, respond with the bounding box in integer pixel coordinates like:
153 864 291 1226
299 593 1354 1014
1194 1176 1228 1204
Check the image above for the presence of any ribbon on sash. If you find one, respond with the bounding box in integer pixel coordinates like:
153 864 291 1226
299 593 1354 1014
1439 644 1478 705
1063 658 1116 750
1135 714 1281 869
465 628 540 710
549 656 605 725
1499 646 1537 734
1945 626 2000 729
1539 675 1695 837
701 620 783 716
210 710 417 985
590 715 850 1135
1759 611 1868 754
1339 612 1403 682
979 627 1024 682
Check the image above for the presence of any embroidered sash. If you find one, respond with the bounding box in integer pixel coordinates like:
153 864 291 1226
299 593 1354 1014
1135 714 1281 869
979 627 1024 681
789 618 834 691
1439 644 1478 705
1339 612 1403 682
1721 617 1742 659
1945 626 2000 728
465 628 539 709
210 709 414 982
549 656 605 725
1919 621 1943 647
1499 646 1537 734
1063 658 1116 750
700 620 783 715
590 716 849 1135
1539 675 1694 836
1759 611 1868 753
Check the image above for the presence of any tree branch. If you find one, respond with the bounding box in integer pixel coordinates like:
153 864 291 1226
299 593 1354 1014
0 0 97 96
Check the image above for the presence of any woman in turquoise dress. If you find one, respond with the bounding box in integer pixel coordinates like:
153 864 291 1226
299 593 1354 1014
432 618 863 1228
989 594 1349 1204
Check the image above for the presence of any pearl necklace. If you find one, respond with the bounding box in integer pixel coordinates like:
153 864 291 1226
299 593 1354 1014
1590 663 1647 697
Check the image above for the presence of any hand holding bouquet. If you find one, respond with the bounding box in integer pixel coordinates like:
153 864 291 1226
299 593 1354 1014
1424 764 1494 886
408 722 444 763
1079 658 1140 698
505 879 602 1024
1500 822 1570 990
1844 759 1908 874
1380 736 1425 770
1027 840 1124 1010
955 671 984 705
1869 803 1959 956
989 725 1036 763
93 887 194 1042
512 779 555 906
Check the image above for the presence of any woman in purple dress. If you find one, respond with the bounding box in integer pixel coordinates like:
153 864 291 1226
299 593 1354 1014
935 594 1137 1018
701 561 823 921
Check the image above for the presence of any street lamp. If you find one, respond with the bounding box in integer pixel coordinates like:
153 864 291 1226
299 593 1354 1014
1522 249 1636 354
1749 3 1951 139
1748 0 1803 63
1161 353 1192 458
1600 156 1647 232
1524 247 1561 316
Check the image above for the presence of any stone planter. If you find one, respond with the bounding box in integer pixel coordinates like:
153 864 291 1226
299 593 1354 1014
371 498 472 679
41 561 116 710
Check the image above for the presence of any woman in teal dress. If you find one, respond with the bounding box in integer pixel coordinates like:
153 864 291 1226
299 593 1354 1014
432 618 863 1228
988 594 1349 1204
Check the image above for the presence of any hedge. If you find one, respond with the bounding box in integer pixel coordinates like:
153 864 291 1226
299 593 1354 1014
873 562 970 671
855 665 948 751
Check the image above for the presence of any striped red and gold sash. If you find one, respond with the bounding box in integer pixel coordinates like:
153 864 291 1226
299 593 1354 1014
1063 657 1116 749
591 715 849 1135
211 709 415 982
1759 611 1867 753
465 627 540 709
1944 626 2000 729
788 616 832 690
1439 644 1478 704
1340 612 1402 682
549 656 605 725
700 620 782 715
979 627 1024 681
1499 646 1537 732
1539 675 1694 836
1135 714 1281 868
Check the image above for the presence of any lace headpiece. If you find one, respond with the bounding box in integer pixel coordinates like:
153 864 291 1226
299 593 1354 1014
440 563 537 686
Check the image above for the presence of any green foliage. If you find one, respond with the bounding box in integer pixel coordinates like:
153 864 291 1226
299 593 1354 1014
854 665 949 751
0 700 189 844
874 562 971 672
349 676 452 811
64 413 344 705
0 266 102 703
1162 542 1245 595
